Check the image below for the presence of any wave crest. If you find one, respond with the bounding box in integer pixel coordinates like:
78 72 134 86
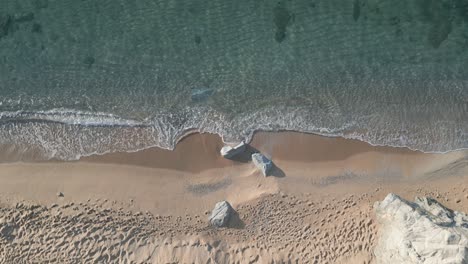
0 105 466 161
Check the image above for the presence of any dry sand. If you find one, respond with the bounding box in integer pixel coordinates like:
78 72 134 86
0 132 467 263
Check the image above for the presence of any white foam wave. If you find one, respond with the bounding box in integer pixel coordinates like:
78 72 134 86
0 109 144 126
0 105 466 161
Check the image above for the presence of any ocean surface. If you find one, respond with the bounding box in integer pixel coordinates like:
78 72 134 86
1 0 467 160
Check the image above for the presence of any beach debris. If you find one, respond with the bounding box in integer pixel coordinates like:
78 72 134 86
191 87 214 102
57 192 64 197
220 141 246 159
209 201 233 228
374 193 468 264
252 153 273 176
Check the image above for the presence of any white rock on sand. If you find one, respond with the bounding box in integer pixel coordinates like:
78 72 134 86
220 142 246 159
374 193 468 264
251 153 273 176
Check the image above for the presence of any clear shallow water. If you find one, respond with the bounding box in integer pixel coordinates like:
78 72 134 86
0 0 467 160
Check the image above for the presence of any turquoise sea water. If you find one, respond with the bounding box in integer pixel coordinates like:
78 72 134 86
0 0 467 160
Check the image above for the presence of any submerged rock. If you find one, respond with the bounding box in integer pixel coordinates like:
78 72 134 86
0 14 13 38
353 0 360 21
220 142 246 159
273 2 293 43
14 12 35 23
209 201 233 228
34 0 49 10
191 88 214 102
252 153 273 176
374 193 468 264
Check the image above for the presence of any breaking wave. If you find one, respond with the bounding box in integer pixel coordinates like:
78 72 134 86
0 104 467 161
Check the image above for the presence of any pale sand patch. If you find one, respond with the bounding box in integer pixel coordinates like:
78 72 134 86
0 132 467 263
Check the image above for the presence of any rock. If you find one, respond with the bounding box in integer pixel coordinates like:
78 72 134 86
191 87 214 102
209 201 233 228
251 153 273 176
273 2 293 43
220 141 246 159
57 192 64 197
14 12 35 23
34 0 49 10
0 14 13 38
374 193 468 264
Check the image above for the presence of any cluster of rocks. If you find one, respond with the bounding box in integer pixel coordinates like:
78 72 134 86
0 10 43 40
220 141 273 176
209 142 275 228
374 193 468 264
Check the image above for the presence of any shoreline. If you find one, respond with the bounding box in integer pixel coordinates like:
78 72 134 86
0 130 467 263
2 124 466 164
81 130 465 175
0 130 466 212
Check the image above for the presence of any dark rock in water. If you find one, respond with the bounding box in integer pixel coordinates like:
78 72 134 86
57 192 64 197
84 56 95 68
428 18 452 48
273 2 293 43
31 23 42 33
194 35 202 45
0 14 13 38
191 88 214 102
418 0 453 48
209 201 233 227
455 0 468 22
275 31 286 43
14 12 35 23
353 0 360 21
34 0 49 10
252 153 273 177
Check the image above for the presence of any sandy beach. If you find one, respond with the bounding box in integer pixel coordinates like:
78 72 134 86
0 132 467 263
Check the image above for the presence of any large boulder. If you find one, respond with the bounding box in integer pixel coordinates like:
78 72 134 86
374 193 468 264
220 142 246 159
209 201 233 228
251 153 273 176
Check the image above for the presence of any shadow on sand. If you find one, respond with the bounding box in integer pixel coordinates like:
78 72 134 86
269 163 286 178
227 210 245 229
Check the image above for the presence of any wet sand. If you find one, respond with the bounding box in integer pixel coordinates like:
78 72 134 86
0 132 467 263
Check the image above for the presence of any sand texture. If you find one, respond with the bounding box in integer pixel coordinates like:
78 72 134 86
0 132 467 263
